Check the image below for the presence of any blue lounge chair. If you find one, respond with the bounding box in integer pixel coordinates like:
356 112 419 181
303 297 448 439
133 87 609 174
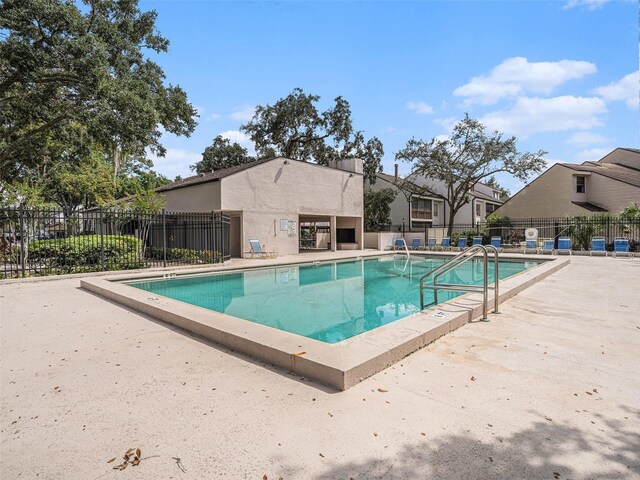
472 236 483 246
557 237 572 255
524 239 538 254
441 237 451 250
409 238 422 250
394 238 407 250
249 239 276 258
613 237 633 258
590 237 606 256
540 239 555 255
426 237 437 250
455 237 468 251
490 236 503 252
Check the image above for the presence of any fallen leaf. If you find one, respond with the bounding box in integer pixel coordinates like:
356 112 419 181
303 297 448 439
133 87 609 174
292 351 306 356
545 416 553 422
593 388 598 393
319 453 325 458
585 391 593 395
377 388 388 393
136 448 141 458
470 376 476 381
263 475 268 480
106 457 116 464
132 458 140 466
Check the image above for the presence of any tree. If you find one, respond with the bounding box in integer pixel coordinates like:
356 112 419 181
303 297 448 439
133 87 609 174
0 0 198 181
395 115 546 234
191 135 254 173
364 188 397 232
619 202 640 219
485 176 511 198
240 88 383 183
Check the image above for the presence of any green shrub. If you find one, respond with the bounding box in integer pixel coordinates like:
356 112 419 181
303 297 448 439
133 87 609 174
451 230 486 246
147 247 220 263
29 235 143 271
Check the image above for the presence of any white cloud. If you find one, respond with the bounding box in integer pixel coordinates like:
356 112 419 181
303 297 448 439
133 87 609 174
205 113 221 121
219 130 256 156
406 101 434 115
454 57 597 105
434 116 457 132
574 147 614 162
230 106 256 122
563 0 611 10
482 96 607 138
149 148 201 180
434 134 450 143
592 71 639 110
566 131 610 145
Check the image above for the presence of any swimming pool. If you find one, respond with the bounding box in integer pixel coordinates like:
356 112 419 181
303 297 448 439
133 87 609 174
126 255 540 344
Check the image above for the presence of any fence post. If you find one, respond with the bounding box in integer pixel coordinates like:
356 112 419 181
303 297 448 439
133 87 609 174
162 209 167 268
19 204 25 278
211 211 216 263
99 207 105 271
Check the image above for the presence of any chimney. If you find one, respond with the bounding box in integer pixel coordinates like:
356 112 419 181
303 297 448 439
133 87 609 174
394 163 399 179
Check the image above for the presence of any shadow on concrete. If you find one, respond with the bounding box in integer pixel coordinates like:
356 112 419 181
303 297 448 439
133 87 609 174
78 286 338 394
303 409 640 479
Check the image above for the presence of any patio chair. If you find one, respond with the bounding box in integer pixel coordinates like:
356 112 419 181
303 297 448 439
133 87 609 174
590 237 607 256
557 237 572 255
455 237 468 251
440 237 451 251
613 237 633 258
540 239 555 255
409 238 422 250
394 238 407 250
490 236 503 252
426 237 437 250
524 239 538 254
249 239 276 259
472 236 483 247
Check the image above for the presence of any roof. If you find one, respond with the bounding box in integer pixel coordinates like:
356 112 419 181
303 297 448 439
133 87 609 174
469 189 505 204
571 201 608 212
157 158 274 192
560 161 640 189
375 173 446 199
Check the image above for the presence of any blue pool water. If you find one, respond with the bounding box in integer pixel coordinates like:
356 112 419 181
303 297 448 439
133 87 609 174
126 255 540 343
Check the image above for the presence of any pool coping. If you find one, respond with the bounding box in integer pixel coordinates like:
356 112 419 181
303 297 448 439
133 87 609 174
80 253 569 390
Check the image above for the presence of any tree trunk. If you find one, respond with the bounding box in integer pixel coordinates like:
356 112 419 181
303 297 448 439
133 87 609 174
447 201 456 237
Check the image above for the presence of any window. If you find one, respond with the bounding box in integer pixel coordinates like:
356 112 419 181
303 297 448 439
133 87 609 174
411 198 432 220
576 176 586 194
476 203 482 217
433 203 439 217
486 203 497 215
493 191 500 199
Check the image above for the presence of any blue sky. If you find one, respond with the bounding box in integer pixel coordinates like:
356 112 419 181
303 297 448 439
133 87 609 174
144 0 638 193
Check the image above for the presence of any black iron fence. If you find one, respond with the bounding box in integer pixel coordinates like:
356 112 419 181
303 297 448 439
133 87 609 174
373 216 640 252
1 206 231 279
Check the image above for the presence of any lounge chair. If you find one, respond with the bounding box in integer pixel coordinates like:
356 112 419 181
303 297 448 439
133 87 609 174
426 237 437 250
394 238 407 250
590 237 606 256
490 236 503 252
557 237 572 255
613 237 633 258
408 238 422 250
472 236 483 247
524 239 538 254
249 239 276 259
540 239 555 255
440 237 451 251
455 237 468 251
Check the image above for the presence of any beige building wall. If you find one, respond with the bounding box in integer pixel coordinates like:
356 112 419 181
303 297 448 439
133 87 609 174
161 181 222 212
496 165 589 219
221 159 363 256
586 174 640 213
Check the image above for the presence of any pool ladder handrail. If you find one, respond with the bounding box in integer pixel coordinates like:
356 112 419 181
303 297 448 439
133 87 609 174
419 244 500 321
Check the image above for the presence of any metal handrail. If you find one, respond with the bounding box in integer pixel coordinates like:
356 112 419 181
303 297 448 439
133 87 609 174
419 244 500 321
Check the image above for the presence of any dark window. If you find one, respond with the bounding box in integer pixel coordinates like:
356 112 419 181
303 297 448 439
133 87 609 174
486 203 497 214
336 228 356 243
576 176 586 193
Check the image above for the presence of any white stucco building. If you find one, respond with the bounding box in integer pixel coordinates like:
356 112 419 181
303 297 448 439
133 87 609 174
157 157 364 257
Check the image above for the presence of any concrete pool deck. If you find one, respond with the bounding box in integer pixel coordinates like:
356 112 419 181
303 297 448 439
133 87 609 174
1 254 639 479
80 252 567 390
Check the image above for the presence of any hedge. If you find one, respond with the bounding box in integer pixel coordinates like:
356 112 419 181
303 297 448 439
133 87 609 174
28 235 144 271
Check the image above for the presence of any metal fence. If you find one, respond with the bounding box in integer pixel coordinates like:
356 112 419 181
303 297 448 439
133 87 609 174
374 216 640 251
1 206 231 279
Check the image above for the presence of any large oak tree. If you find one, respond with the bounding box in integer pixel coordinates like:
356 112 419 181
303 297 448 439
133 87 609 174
240 88 383 183
0 0 198 182
395 115 546 234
